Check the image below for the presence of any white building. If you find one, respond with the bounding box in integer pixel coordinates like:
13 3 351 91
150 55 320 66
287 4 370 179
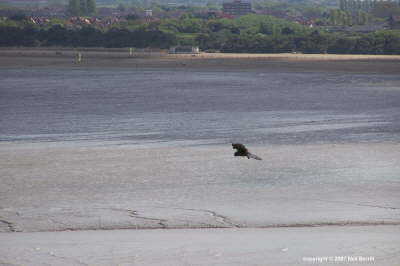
145 9 153 17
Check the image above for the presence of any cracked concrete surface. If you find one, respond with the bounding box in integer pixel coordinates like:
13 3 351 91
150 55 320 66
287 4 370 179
0 218 16 232
0 143 399 232
174 208 242 228
128 210 168 228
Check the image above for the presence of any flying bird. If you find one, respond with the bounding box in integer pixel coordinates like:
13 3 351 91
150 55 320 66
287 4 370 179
232 143 262 160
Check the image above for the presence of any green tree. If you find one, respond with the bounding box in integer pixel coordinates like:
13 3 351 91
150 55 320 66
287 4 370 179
49 0 65 8
79 0 88 16
362 12 370 24
68 0 95 16
345 11 352 26
328 37 356 54
329 9 338 25
41 25 70 46
372 1 400 18
87 0 96 15
68 0 80 16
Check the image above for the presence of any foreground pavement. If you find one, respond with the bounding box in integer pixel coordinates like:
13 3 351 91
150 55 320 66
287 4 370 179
1 226 399 266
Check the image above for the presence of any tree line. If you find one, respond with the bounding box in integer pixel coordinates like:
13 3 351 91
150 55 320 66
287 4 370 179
0 25 175 48
68 0 96 16
0 14 399 54
327 9 372 26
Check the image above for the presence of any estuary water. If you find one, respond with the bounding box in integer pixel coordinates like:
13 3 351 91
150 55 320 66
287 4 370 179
1 68 400 145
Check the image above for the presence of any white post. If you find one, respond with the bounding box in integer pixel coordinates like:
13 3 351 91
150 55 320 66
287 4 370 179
77 52 82 63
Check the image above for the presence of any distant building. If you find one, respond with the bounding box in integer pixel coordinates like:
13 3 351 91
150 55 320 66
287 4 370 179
222 0 251 16
326 22 388 33
340 0 400 12
169 46 200 54
145 9 153 17
1 0 50 7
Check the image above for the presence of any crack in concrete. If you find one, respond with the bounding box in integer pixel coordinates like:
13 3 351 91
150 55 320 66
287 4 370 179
351 203 399 210
175 218 218 228
174 208 241 228
0 218 17 232
10 220 400 233
48 218 70 228
10 205 395 233
96 207 225 228
308 198 400 210
259 221 400 228
0 259 20 266
127 210 168 228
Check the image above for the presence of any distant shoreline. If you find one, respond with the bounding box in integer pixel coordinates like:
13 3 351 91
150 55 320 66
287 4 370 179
1 48 400 74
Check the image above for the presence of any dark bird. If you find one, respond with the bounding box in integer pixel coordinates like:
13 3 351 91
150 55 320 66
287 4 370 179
232 143 262 160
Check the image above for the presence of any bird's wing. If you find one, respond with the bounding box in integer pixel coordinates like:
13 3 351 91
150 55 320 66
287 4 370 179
232 143 248 153
248 153 262 160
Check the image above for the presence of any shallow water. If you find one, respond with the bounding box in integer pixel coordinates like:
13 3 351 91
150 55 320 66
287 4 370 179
1 68 399 145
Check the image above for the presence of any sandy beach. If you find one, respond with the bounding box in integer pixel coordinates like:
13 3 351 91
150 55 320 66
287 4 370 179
0 49 399 265
1 48 400 74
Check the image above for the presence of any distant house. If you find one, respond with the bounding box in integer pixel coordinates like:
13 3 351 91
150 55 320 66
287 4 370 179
326 22 388 33
97 7 115 17
389 15 400 29
145 9 153 18
222 0 252 16
169 46 200 54
345 23 388 33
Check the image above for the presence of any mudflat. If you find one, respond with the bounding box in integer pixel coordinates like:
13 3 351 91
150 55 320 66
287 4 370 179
1 48 400 74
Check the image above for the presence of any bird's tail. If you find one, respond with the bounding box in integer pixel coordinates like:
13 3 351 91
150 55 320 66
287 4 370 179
248 153 262 160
